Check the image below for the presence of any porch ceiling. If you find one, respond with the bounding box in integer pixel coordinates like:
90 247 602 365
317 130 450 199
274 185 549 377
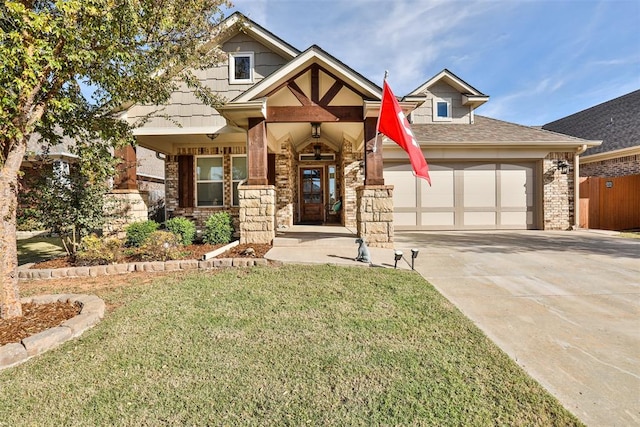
267 121 363 153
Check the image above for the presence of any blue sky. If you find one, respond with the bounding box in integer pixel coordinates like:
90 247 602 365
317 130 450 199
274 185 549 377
230 0 639 126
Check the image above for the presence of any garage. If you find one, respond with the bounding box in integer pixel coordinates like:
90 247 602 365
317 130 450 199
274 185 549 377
384 161 538 230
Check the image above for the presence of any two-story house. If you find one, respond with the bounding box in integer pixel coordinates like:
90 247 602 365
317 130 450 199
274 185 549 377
123 12 599 246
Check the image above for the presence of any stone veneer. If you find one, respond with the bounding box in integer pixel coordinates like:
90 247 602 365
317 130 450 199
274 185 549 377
238 185 275 244
275 140 295 228
580 153 640 178
103 190 149 236
543 153 574 230
342 142 364 229
356 185 394 248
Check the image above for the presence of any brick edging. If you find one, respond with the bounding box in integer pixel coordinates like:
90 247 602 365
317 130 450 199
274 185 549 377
18 258 269 281
0 294 106 371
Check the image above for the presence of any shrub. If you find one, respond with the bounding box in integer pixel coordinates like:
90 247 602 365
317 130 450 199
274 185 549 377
139 231 183 261
125 220 159 247
75 234 124 266
203 212 233 245
165 217 196 246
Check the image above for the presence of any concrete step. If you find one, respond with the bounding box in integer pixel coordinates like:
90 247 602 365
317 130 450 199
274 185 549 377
273 235 357 248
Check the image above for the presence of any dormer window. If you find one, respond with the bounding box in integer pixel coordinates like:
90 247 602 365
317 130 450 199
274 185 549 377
229 52 254 84
433 97 452 121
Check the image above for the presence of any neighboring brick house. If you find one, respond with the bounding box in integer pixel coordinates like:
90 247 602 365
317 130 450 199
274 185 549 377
542 90 640 178
125 12 598 245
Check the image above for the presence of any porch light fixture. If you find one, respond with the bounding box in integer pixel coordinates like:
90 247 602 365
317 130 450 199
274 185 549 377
394 250 403 269
311 122 321 139
206 133 219 140
410 249 419 270
556 159 569 174
313 144 322 160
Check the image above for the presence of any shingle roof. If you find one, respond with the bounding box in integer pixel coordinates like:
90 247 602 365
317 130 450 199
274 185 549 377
412 115 596 145
541 90 640 155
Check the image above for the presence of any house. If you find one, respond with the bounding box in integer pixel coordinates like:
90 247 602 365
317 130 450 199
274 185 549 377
19 135 166 228
542 90 640 230
124 12 599 246
542 90 640 178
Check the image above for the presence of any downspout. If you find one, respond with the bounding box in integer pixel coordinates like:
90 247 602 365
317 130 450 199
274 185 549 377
573 144 588 229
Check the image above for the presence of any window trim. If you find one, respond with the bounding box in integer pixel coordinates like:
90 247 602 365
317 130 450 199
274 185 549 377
433 97 452 122
231 154 247 207
195 155 224 207
228 51 254 84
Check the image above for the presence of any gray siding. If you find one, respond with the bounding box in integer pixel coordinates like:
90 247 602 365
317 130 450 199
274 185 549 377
411 81 472 125
128 33 290 129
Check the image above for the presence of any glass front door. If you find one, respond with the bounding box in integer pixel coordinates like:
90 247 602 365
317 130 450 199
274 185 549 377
300 168 324 223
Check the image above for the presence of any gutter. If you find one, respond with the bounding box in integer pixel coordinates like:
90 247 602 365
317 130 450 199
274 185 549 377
574 144 588 230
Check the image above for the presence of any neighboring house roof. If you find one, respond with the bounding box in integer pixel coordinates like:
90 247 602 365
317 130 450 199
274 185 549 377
542 90 640 156
412 115 600 147
25 133 78 160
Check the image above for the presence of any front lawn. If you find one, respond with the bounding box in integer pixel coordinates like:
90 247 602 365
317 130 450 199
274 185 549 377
1 266 582 426
16 236 66 265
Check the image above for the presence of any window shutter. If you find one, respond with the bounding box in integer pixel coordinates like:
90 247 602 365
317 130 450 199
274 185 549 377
178 155 194 208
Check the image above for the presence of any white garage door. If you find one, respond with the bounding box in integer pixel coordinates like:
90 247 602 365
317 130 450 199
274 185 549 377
384 162 537 230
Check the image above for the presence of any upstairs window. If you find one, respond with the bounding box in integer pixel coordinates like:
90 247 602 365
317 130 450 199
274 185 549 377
229 52 254 84
433 97 452 122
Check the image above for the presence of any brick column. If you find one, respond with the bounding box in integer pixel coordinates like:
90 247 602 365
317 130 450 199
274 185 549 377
356 185 394 248
238 184 275 244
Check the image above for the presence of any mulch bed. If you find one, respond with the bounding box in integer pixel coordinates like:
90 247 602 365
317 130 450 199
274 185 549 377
30 243 273 270
0 302 82 347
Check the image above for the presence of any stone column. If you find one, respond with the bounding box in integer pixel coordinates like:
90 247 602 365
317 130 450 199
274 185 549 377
103 189 149 237
238 184 275 244
356 185 394 248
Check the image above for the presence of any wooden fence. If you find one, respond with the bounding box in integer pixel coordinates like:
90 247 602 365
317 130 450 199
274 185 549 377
579 175 640 230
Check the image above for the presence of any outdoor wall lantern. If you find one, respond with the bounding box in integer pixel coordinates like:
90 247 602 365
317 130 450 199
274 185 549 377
394 250 403 269
311 122 321 139
556 159 569 174
206 133 219 140
410 249 419 270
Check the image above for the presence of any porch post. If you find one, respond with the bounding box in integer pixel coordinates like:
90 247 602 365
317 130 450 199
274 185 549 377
247 117 268 185
114 144 138 190
364 116 384 185
357 116 394 248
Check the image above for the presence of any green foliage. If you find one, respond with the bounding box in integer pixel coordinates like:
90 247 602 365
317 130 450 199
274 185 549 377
75 234 124 266
139 231 182 261
165 217 196 246
203 212 233 245
125 220 159 247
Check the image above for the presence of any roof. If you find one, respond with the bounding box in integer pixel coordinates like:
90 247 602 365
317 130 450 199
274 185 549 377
407 69 488 97
412 115 599 146
542 90 640 156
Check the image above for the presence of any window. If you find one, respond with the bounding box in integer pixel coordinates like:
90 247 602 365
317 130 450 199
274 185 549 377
433 97 452 121
229 52 254 84
196 156 224 206
231 156 247 206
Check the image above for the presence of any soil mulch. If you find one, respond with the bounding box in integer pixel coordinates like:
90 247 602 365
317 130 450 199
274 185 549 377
0 302 82 347
30 242 272 270
3 243 272 350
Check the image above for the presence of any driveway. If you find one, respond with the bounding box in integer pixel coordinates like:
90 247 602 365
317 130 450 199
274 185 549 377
394 230 640 427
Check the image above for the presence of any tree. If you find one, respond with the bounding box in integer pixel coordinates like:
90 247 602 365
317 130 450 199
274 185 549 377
0 0 232 319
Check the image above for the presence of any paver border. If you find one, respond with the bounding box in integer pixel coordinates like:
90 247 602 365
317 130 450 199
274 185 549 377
0 294 105 371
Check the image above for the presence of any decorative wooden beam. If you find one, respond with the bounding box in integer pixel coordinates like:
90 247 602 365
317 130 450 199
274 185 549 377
311 64 319 103
267 105 363 122
287 81 312 106
319 81 343 106
364 116 384 185
114 144 137 190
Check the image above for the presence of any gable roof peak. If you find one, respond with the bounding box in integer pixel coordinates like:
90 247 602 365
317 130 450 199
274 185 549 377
408 68 487 98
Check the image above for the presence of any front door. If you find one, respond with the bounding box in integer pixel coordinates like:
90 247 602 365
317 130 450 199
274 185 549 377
300 168 324 223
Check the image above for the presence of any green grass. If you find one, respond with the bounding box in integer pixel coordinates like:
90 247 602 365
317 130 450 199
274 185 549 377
16 236 66 265
1 266 582 426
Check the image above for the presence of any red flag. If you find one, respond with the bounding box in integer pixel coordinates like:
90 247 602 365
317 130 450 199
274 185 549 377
378 80 431 185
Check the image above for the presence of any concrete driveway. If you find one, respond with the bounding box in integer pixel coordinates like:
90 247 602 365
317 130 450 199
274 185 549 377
394 230 640 427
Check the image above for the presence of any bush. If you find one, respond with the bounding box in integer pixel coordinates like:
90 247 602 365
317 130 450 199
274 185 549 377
75 234 124 266
203 212 233 245
125 220 159 247
165 217 196 246
139 231 183 261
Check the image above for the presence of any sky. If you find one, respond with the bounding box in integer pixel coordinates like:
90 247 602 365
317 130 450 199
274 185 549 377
229 0 639 126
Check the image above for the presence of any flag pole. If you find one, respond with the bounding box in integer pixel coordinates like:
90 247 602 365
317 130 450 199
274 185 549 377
371 70 388 154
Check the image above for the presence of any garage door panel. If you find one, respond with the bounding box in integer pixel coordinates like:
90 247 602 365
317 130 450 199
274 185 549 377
422 166 454 208
394 212 417 226
501 165 533 207
463 165 496 207
422 212 455 226
464 211 497 226
385 165 416 208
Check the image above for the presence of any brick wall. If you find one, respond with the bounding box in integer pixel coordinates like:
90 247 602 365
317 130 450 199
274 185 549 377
543 153 574 230
580 154 640 178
